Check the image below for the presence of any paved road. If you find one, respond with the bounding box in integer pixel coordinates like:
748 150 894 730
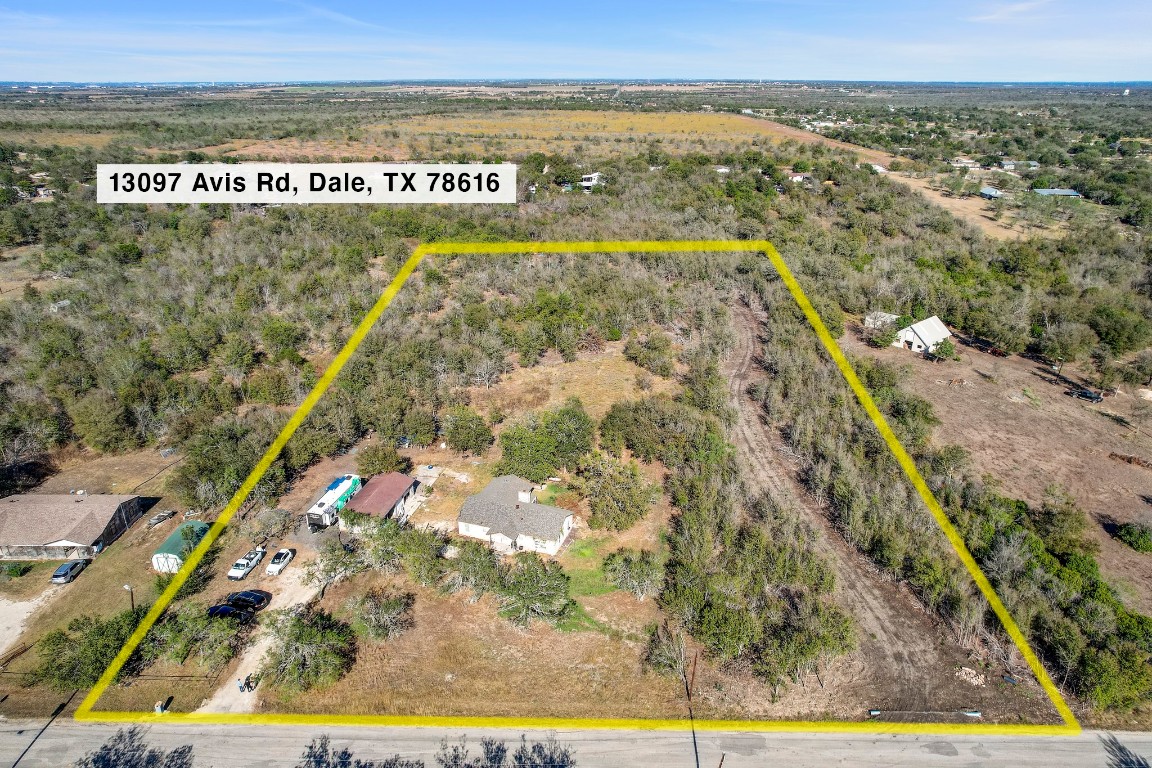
2 720 1151 767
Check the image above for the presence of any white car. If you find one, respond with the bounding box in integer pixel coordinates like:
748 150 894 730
226 546 266 581
265 548 294 576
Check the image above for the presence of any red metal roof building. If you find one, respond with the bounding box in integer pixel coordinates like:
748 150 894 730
344 472 418 520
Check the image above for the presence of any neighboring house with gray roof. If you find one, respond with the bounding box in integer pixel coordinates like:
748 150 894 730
457 475 574 555
0 493 142 560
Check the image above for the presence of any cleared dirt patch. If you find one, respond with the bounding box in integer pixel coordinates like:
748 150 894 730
467 343 678 422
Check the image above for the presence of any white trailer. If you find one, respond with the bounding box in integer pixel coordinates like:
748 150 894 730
306 474 361 531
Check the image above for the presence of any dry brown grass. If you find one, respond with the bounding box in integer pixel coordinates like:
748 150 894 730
202 110 809 163
468 343 678 423
0 562 58 600
260 571 691 719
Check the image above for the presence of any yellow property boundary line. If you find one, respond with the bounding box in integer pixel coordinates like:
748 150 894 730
74 240 1080 736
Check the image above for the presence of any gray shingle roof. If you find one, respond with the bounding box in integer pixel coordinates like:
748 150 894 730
0 494 138 547
458 475 572 541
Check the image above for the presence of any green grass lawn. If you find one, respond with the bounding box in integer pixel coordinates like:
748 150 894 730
535 482 567 505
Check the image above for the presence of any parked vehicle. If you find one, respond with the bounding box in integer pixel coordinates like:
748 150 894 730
226 589 271 611
146 509 177 529
206 604 253 623
1066 388 1104 404
266 548 294 576
50 559 87 584
226 546 266 580
306 474 362 531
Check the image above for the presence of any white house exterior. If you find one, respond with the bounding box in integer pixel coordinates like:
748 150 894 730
580 172 602 192
457 475 574 556
893 315 952 355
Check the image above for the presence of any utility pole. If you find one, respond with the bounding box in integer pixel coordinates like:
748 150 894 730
123 584 134 612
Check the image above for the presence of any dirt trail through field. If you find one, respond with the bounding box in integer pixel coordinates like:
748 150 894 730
724 302 1058 721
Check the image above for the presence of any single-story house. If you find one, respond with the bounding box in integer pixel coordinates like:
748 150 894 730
979 186 1003 199
457 475 574 556
1034 188 1082 198
344 471 419 524
152 521 209 573
0 494 142 560
864 311 900 330
893 316 952 355
1000 159 1018 171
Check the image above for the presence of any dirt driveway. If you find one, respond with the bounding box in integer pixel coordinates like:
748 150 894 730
0 587 62 656
196 565 318 713
727 303 1061 723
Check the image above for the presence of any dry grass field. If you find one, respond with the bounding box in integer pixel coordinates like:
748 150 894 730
200 110 815 163
466 343 679 422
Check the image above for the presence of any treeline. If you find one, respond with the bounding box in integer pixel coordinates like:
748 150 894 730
601 358 855 695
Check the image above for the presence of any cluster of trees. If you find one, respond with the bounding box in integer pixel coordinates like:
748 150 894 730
571 452 657 530
33 606 149 691
2 138 713 499
599 353 856 695
495 398 594 482
263 609 357 692
947 483 1152 709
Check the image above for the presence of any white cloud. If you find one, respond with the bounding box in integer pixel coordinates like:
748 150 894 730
968 0 1052 23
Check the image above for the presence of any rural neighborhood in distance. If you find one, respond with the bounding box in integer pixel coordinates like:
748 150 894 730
2 1 1152 766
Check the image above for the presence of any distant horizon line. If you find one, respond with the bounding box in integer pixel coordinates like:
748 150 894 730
1 78 1150 87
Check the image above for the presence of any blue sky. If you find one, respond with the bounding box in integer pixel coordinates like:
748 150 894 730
0 1 1149 82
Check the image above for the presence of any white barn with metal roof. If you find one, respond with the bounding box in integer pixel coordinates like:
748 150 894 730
893 316 952 355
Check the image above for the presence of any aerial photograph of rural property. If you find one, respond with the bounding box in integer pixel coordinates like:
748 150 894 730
1 1 1151 766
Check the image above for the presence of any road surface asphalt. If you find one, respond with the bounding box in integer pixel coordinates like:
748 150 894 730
2 719 1151 767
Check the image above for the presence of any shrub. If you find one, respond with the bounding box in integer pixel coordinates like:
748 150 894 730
356 443 412 477
604 548 663 600
34 606 148 691
346 588 414 641
498 553 574 626
262 609 356 692
1116 522 1152 553
145 603 247 669
624 333 674 377
574 452 657 530
444 406 494 456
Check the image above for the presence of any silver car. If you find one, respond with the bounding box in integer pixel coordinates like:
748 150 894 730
50 560 87 584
